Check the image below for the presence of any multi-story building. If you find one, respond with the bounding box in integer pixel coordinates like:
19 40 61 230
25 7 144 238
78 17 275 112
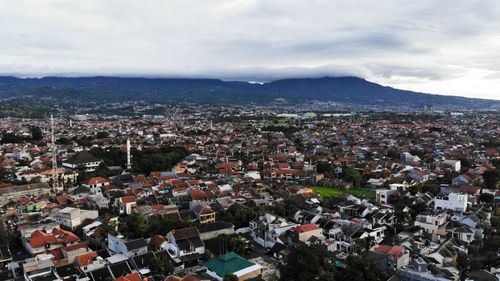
53 207 99 229
414 214 448 234
434 193 468 212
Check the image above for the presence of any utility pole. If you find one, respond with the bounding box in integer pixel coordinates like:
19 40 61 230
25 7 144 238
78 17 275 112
51 115 59 193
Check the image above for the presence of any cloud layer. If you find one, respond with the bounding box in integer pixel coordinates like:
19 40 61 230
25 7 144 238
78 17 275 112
1 0 499 99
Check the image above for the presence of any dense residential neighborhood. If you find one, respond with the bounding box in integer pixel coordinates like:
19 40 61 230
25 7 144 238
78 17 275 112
0 108 499 281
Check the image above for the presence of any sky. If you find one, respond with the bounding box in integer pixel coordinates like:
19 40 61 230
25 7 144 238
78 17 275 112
1 0 499 100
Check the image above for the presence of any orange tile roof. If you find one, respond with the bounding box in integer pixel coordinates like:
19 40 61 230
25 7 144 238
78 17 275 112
84 177 109 185
292 224 320 233
77 251 98 267
114 272 142 281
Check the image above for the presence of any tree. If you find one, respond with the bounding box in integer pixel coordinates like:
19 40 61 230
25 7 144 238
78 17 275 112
99 219 116 239
483 169 499 188
148 215 194 236
96 131 109 139
56 137 72 145
356 236 375 252
203 249 211 260
456 251 471 275
0 168 12 183
30 126 43 142
317 162 334 175
409 185 421 195
219 204 257 229
228 236 247 255
0 132 23 144
343 167 361 186
479 193 494 204
422 183 440 196
280 244 335 281
322 195 346 210
223 273 238 281
490 216 500 229
118 212 148 238
149 257 174 276
336 252 388 281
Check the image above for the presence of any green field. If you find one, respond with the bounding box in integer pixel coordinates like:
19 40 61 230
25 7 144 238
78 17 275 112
307 186 376 198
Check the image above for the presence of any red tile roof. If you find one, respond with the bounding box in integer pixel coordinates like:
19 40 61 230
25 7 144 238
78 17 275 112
190 189 206 200
292 224 320 233
120 196 136 204
374 245 405 256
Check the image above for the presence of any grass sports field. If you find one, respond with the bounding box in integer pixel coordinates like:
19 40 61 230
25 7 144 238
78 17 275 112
306 186 376 198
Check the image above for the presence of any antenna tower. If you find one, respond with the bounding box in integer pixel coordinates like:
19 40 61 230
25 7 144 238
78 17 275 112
51 115 59 192
127 138 132 171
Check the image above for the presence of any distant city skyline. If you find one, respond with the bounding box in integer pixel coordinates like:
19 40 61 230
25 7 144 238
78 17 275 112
1 0 499 100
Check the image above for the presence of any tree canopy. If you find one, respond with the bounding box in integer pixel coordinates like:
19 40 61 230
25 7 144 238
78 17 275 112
280 243 335 281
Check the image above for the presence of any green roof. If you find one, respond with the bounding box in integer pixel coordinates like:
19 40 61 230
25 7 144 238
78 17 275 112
204 252 255 277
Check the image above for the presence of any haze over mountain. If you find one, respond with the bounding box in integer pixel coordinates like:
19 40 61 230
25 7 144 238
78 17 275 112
0 76 498 110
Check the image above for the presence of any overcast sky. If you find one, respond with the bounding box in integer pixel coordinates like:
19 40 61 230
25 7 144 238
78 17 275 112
1 0 499 100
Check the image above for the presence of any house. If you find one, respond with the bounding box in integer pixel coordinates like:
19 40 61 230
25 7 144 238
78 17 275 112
19 221 61 240
204 252 263 281
77 251 106 272
408 169 429 183
371 245 410 274
449 225 475 244
250 213 297 248
397 256 457 281
198 221 235 241
114 196 137 214
130 252 156 277
0 182 51 206
287 224 323 245
328 223 363 253
372 210 396 226
166 227 205 265
53 207 99 229
440 159 461 172
434 193 468 212
61 241 91 264
22 255 57 281
25 228 80 255
376 189 398 204
82 177 110 189
107 234 147 257
190 201 216 224
414 214 448 234
55 263 81 281
452 172 476 186
401 152 421 164
113 272 142 281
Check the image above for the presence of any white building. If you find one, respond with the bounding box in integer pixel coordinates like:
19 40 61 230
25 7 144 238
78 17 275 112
376 189 398 204
414 214 448 234
434 193 468 212
53 207 98 229
441 159 461 172
62 151 102 172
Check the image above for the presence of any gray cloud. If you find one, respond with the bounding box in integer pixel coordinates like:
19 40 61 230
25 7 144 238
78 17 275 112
0 0 499 99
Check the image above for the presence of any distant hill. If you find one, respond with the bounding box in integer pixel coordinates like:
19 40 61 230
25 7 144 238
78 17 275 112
0 76 498 109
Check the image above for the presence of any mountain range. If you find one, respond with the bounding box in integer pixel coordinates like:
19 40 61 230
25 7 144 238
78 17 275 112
0 76 498 110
